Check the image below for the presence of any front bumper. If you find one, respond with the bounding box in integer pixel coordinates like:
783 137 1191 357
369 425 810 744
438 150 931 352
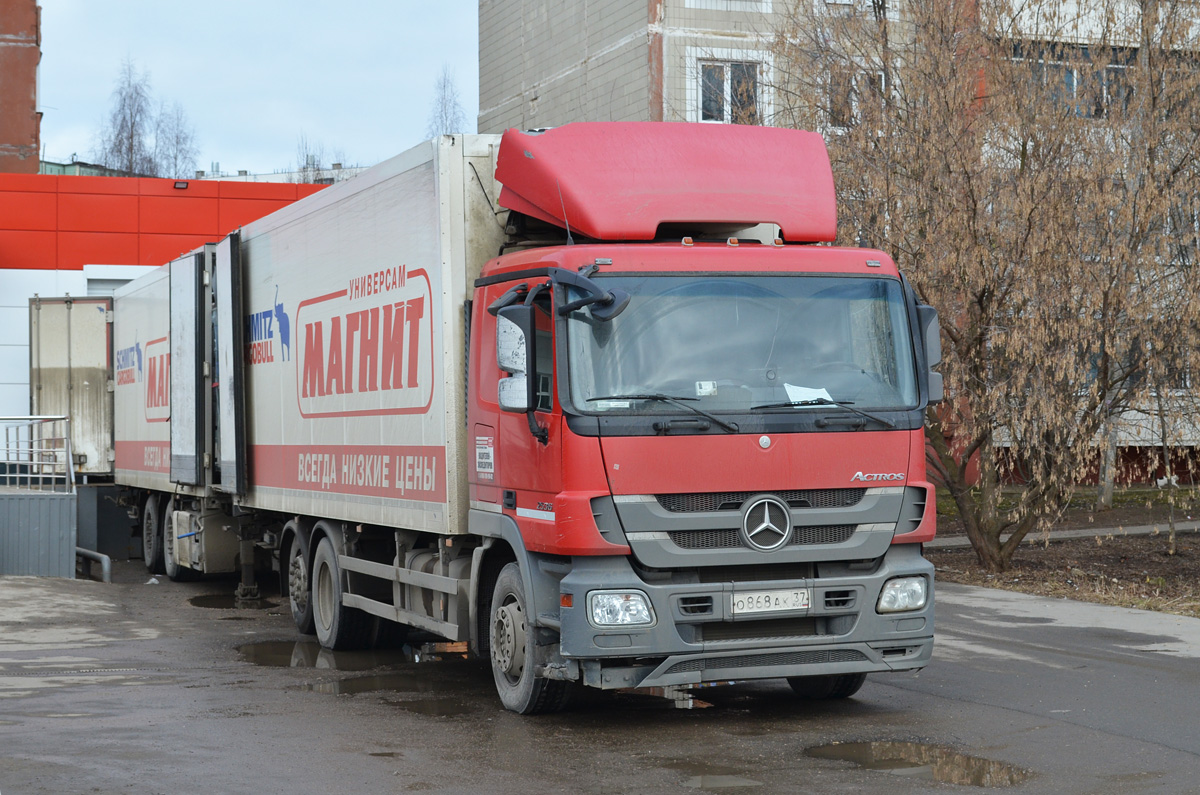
557 543 934 690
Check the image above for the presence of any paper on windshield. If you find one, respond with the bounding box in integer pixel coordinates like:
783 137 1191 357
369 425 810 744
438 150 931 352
784 384 832 405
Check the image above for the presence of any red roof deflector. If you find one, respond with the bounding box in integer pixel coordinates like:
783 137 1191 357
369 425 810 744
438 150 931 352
495 122 837 242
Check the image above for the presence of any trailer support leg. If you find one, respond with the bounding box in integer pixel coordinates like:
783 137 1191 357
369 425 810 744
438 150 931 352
234 532 259 602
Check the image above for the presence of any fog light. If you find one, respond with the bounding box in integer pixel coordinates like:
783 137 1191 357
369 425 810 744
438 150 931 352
589 591 655 627
877 577 927 613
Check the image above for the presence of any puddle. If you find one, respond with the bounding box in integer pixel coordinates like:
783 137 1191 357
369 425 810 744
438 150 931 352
238 641 419 671
805 742 1031 788
669 762 762 790
189 594 277 610
305 673 429 695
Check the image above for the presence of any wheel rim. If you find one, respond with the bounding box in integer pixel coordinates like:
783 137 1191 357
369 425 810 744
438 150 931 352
143 503 157 560
289 548 309 615
164 515 174 567
315 559 334 633
492 595 526 684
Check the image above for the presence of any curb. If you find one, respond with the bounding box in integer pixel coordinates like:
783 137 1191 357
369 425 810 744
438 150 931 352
925 521 1200 550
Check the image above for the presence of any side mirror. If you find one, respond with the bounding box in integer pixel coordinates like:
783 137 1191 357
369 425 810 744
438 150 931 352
917 304 943 404
497 305 535 412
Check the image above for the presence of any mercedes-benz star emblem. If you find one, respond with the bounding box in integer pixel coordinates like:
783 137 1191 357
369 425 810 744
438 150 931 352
740 495 792 552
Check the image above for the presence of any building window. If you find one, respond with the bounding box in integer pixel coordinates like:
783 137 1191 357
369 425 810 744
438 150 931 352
1014 43 1135 118
701 61 760 124
688 47 772 124
685 0 772 11
828 66 887 128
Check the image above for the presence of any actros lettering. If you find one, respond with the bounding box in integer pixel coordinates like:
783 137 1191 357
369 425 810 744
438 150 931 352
850 471 906 482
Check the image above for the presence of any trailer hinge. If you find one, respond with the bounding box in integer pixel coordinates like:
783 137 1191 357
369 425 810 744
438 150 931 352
107 379 115 392
203 270 211 287
107 449 116 462
203 361 210 378
105 310 114 323
203 453 211 468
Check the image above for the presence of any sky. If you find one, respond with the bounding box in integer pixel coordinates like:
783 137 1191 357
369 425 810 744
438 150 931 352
36 0 480 175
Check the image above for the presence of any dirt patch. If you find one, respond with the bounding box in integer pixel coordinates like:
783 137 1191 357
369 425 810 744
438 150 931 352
928 531 1200 620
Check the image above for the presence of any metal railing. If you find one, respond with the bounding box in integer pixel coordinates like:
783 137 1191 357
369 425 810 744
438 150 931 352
0 416 75 494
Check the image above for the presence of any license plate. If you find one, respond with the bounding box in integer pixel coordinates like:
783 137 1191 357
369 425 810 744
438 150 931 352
731 588 811 615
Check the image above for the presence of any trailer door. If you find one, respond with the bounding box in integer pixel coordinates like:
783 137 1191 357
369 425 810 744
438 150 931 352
170 251 205 486
213 234 246 494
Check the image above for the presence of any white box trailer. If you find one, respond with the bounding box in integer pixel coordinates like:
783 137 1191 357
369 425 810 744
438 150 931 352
28 295 115 476
113 135 504 578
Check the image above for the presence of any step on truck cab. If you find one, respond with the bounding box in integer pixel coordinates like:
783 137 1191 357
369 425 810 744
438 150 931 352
110 122 941 713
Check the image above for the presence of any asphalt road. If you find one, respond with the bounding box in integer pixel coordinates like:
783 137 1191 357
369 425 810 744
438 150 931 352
1 565 1198 794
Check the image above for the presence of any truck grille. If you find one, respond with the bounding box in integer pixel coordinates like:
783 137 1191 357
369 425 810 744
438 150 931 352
668 525 856 550
656 488 865 513
701 618 818 642
665 648 866 675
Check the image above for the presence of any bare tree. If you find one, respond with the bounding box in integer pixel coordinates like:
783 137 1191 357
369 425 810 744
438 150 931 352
93 60 198 178
771 0 1200 571
153 101 199 180
93 60 157 175
426 65 467 138
290 134 348 184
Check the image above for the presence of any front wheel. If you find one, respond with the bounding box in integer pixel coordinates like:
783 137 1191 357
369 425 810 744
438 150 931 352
786 672 867 700
489 563 571 714
311 536 371 650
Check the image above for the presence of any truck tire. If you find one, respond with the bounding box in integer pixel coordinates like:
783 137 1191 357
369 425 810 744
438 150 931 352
285 527 315 635
311 536 372 650
489 563 571 714
142 493 164 575
787 672 868 700
161 497 193 582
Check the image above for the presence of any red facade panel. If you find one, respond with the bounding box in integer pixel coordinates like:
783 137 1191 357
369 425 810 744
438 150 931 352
58 192 139 233
139 178 219 198
0 229 55 269
139 196 220 235
218 181 298 200
0 174 325 271
57 231 139 269
218 198 296 231
0 173 56 192
139 233 213 266
62 175 140 195
0 190 56 230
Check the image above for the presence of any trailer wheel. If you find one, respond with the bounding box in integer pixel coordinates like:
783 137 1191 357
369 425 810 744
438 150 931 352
312 537 371 650
285 529 315 635
142 493 164 575
489 563 571 714
161 497 193 582
786 672 867 700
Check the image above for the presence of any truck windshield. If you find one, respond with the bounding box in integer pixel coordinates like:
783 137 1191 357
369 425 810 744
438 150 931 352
565 274 918 415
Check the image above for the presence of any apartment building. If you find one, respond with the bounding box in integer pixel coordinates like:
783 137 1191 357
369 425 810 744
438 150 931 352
478 0 779 132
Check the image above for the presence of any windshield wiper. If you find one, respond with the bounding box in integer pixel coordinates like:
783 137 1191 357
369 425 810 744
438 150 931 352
587 393 739 433
750 397 895 429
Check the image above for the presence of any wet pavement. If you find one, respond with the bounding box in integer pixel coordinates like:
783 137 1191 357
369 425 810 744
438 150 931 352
1 562 1199 793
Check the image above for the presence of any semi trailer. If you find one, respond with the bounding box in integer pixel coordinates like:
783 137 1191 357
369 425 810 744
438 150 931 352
102 122 940 713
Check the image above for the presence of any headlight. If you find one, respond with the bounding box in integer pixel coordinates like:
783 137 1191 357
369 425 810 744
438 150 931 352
877 577 927 613
589 591 655 627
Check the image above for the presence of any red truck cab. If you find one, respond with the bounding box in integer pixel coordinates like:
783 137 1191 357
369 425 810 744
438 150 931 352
465 124 940 712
